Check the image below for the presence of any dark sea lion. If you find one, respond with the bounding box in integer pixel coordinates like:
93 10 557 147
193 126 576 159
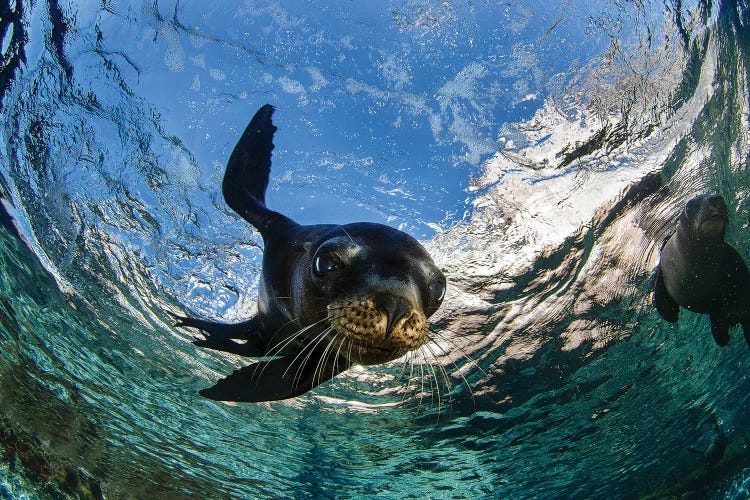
174 104 446 402
653 194 750 346
688 415 727 469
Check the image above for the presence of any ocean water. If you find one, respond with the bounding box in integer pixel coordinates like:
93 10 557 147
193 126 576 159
1 0 750 497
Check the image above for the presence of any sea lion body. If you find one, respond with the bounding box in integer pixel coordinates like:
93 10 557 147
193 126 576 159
175 105 446 402
653 194 750 346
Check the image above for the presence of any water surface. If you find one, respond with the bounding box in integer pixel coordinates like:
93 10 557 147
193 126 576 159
2 0 750 497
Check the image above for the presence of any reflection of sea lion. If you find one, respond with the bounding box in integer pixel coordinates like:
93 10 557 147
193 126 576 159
653 194 750 346
688 415 727 469
175 105 446 402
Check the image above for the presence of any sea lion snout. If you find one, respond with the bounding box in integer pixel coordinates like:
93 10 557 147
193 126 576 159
327 294 429 365
374 293 413 338
685 194 728 221
682 194 730 241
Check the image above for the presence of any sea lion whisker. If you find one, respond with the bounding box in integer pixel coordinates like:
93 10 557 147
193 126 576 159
326 333 347 387
293 325 341 389
428 336 477 407
264 316 336 358
421 346 445 417
429 331 478 370
417 349 435 410
336 224 357 247
346 338 354 375
424 342 453 390
247 319 325 383
287 326 336 396
429 331 486 376
418 349 438 415
451 360 477 409
394 364 408 405
324 303 373 312
428 332 481 369
399 351 418 406
302 326 343 393
424 343 455 415
250 322 321 383
396 348 412 381
325 303 361 309
253 318 334 382
292 332 330 391
263 314 322 351
313 330 342 389
284 326 335 382
264 310 346 352
414 354 428 417
427 324 468 339
395 355 409 402
331 333 348 386
407 351 421 403
263 322 322 360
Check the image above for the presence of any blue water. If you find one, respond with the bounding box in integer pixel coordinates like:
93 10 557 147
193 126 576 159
2 0 750 497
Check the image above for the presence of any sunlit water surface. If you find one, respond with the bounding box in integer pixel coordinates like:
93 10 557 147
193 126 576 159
2 0 750 497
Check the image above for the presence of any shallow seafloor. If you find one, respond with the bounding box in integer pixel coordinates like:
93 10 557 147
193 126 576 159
2 0 750 498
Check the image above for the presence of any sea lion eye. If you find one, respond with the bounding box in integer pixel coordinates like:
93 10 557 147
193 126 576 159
429 280 446 303
314 253 341 276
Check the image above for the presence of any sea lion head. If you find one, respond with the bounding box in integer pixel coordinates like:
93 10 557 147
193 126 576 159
293 223 446 366
681 194 728 241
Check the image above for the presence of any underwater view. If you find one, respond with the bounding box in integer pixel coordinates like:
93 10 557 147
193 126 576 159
2 0 750 497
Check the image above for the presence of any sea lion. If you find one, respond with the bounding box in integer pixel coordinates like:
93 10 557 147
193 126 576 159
174 104 446 402
653 194 750 346
688 415 727 469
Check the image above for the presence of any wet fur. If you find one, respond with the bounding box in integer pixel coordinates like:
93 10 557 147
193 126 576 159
653 194 750 347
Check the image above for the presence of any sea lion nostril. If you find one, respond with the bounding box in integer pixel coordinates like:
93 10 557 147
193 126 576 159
374 294 412 337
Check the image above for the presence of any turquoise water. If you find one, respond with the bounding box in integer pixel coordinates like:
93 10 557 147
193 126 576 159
2 0 750 497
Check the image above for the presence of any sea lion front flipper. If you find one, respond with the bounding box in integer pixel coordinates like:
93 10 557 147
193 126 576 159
200 347 351 402
173 315 267 356
652 266 679 323
224 104 275 206
223 104 296 237
710 313 730 346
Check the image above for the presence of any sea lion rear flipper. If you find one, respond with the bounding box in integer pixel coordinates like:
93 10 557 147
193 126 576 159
710 313 730 346
223 104 296 236
200 347 351 402
652 266 679 323
173 315 266 356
